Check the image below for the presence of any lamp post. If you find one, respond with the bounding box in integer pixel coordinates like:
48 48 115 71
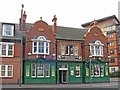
89 55 92 86
19 4 24 86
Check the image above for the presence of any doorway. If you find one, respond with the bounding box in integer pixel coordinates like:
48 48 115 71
59 70 67 84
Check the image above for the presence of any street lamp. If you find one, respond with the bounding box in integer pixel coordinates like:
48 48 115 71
89 55 92 86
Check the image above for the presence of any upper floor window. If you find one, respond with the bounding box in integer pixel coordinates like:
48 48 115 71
65 44 78 55
108 26 112 31
2 24 14 37
109 34 114 38
0 65 13 77
32 36 50 55
109 41 114 46
0 42 14 57
110 50 114 55
89 40 103 57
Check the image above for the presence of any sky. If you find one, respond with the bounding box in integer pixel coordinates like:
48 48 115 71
0 0 120 28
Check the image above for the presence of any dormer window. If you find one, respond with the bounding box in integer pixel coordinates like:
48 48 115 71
2 24 14 37
89 40 104 57
32 36 50 55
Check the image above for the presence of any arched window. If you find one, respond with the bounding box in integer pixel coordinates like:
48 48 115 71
32 36 50 55
89 40 104 57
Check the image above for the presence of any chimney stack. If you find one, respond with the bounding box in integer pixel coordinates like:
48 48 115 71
52 15 57 34
20 4 27 32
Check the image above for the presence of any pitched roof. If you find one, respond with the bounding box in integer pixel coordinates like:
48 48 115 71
56 26 88 41
81 15 119 27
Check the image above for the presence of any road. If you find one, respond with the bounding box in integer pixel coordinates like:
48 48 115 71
1 78 119 89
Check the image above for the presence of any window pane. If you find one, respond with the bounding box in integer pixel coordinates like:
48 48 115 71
61 44 65 55
66 45 69 54
76 65 80 77
74 45 78 55
37 64 44 77
1 71 5 76
2 44 6 55
32 64 36 77
8 66 12 70
8 71 12 76
94 64 100 77
45 64 50 77
1 66 5 70
100 65 104 77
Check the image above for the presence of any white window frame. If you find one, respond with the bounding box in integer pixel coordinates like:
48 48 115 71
109 34 114 38
32 36 50 55
100 65 104 77
0 65 13 77
89 40 103 57
76 65 80 77
37 64 44 77
61 44 65 55
110 41 114 46
2 24 14 37
0 42 14 57
45 64 50 77
31 63 36 78
94 64 100 77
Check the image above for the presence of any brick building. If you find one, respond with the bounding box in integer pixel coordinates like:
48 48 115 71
81 15 119 73
0 22 21 84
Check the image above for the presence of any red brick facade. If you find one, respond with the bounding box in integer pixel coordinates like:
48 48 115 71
24 16 57 59
84 26 108 61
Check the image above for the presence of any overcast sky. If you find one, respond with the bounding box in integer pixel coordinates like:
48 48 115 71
0 0 119 28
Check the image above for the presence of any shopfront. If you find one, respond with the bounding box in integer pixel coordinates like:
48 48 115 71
23 57 56 84
57 60 83 84
83 59 110 83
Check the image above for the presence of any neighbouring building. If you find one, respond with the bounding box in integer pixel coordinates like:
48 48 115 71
81 15 119 73
0 22 21 84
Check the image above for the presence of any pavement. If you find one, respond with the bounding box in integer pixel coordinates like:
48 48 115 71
0 78 120 89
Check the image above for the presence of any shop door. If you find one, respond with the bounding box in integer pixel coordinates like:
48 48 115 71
59 70 67 84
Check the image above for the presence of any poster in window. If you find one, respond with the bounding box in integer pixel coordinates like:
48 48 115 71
70 66 74 75
86 68 89 76
94 64 100 77
52 66 55 76
100 65 104 77
26 66 30 76
91 64 94 77
105 66 108 76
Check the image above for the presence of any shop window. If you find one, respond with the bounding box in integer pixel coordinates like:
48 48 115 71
31 64 36 77
2 24 14 37
45 64 50 77
26 66 30 77
0 42 14 57
0 65 13 77
100 65 104 77
94 64 100 77
91 64 94 77
37 64 44 77
76 65 80 77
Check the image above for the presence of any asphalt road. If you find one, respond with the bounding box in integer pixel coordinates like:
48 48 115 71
1 78 120 89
